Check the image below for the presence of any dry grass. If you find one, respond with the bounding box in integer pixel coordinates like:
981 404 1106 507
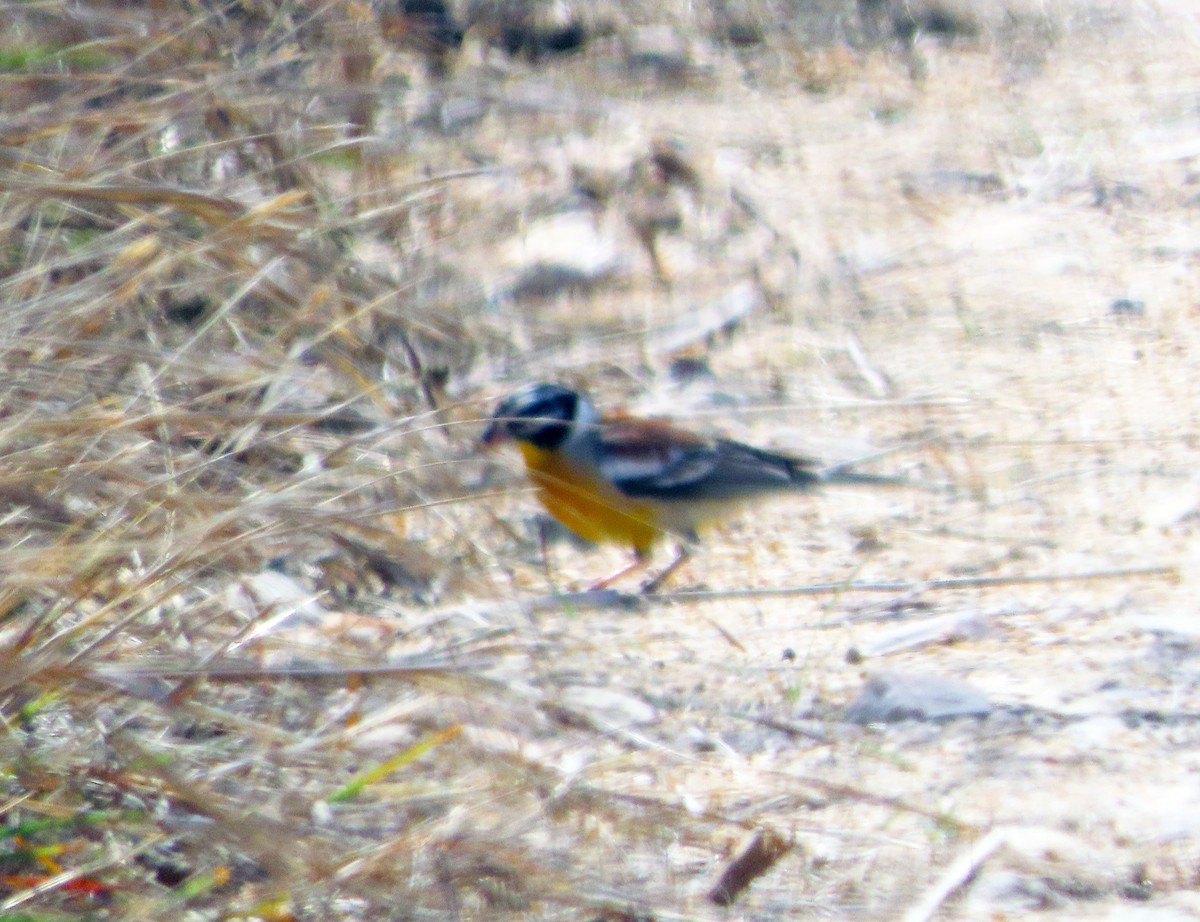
0 0 1198 918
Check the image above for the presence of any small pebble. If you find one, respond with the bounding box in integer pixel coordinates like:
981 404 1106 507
1109 298 1145 316
845 670 992 723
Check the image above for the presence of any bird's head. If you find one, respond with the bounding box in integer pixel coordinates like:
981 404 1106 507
481 383 595 451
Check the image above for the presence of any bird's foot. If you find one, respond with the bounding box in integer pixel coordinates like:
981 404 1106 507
639 546 692 594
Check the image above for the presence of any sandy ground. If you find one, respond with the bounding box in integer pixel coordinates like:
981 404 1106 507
5 0 1200 918
450 1 1200 916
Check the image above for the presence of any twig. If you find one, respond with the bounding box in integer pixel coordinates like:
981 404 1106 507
903 828 1009 922
520 564 1175 611
524 589 646 612
707 827 793 906
845 332 892 399
645 565 1177 604
735 712 830 743
88 658 507 692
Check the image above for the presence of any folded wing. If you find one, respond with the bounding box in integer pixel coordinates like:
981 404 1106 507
595 419 823 501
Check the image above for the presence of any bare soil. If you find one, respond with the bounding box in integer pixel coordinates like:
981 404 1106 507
1 0 1199 919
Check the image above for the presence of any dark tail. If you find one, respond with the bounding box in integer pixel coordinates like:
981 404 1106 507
780 455 911 490
819 467 908 487
773 447 945 493
818 464 948 493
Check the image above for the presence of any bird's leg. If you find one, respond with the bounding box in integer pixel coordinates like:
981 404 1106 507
586 548 651 592
640 543 691 594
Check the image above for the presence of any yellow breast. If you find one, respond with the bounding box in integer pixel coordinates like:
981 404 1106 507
517 442 662 556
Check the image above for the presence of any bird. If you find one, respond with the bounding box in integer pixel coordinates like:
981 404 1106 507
481 382 904 591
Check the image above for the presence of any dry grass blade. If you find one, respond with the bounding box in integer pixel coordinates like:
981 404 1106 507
0 179 249 224
0 0 1196 918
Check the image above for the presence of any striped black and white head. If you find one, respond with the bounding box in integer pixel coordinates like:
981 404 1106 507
481 383 597 451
